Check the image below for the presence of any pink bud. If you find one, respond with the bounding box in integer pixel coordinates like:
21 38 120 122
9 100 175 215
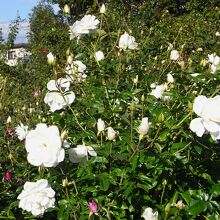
34 90 40 97
7 129 14 137
17 178 24 185
88 201 98 213
4 171 12 181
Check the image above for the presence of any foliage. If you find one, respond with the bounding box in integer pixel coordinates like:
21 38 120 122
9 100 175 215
0 1 220 219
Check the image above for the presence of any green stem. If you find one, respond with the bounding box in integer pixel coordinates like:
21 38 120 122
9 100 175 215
172 142 192 155
174 112 191 128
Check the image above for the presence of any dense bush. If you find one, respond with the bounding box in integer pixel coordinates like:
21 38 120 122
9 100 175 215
0 1 220 219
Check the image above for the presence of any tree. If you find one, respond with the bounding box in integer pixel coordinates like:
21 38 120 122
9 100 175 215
28 3 69 57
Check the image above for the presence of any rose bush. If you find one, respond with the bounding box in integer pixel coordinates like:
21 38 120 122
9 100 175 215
1 1 220 219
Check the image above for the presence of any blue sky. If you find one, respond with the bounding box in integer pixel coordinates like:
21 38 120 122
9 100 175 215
0 0 39 21
0 0 59 43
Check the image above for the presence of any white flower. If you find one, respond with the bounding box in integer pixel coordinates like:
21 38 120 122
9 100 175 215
133 75 138 84
47 52 55 65
216 31 220 37
207 53 220 73
190 73 200 77
167 42 173 51
94 50 104 61
15 123 29 141
189 118 206 137
190 95 220 140
107 127 116 141
100 4 106 14
67 55 73 64
208 53 220 66
6 116 11 124
138 117 150 140
193 95 220 122
150 84 165 99
66 60 87 83
97 118 105 135
44 78 75 112
170 50 180 61
150 83 156 88
118 32 138 50
17 179 55 217
210 63 220 73
25 123 65 167
150 83 170 100
63 140 71 148
63 4 70 14
162 95 171 101
68 145 97 163
167 73 174 83
46 78 70 91
142 207 158 220
44 92 75 112
69 14 100 40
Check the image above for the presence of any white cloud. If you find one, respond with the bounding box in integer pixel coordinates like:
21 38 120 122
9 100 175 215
0 20 29 43
52 4 60 14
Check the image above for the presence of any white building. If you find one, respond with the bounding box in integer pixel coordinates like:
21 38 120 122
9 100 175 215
5 43 30 66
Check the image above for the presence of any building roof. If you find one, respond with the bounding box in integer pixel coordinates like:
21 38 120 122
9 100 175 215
11 43 29 49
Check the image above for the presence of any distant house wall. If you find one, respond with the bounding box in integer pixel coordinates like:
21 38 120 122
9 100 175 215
5 44 31 66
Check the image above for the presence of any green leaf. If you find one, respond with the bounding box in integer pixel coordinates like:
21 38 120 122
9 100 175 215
210 183 220 197
99 173 110 191
131 155 138 171
181 192 191 205
91 156 108 163
189 200 208 216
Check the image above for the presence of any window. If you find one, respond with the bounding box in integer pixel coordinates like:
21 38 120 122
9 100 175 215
8 50 16 60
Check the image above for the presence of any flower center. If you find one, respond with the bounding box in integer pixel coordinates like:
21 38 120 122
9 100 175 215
41 143 48 148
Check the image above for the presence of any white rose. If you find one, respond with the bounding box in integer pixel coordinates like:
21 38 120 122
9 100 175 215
25 123 65 167
47 78 70 92
44 91 75 112
150 84 165 99
17 179 55 217
189 118 206 137
142 207 158 220
170 50 180 61
63 140 71 148
190 95 220 140
69 15 100 40
15 123 29 141
107 127 116 141
167 73 174 83
68 145 97 163
97 118 105 135
118 32 138 50
94 50 104 61
138 117 150 140
44 78 75 112
207 53 220 73
193 95 220 123
66 60 87 83
47 52 55 65
208 53 220 66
